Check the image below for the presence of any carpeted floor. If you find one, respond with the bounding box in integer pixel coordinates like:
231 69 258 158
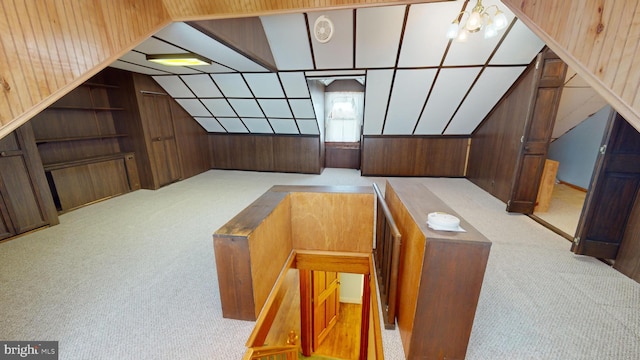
0 169 638 359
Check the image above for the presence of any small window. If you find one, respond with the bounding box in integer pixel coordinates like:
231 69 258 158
325 92 364 142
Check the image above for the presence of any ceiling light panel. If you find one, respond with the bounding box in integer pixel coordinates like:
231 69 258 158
269 118 299 134
363 69 394 135
279 72 310 97
181 74 222 97
356 6 405 68
217 118 249 133
201 99 236 117
297 120 320 135
289 99 316 118
445 66 526 134
152 76 195 97
308 10 353 69
212 73 253 98
109 60 169 76
398 2 463 67
175 99 211 117
490 20 545 65
243 118 274 133
414 67 482 135
259 99 293 118
228 99 264 117
384 69 437 135
120 52 201 74
260 14 314 70
154 22 267 72
194 117 225 132
244 73 285 98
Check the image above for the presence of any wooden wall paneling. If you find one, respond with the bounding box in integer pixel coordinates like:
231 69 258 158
87 159 130 201
272 136 320 174
324 142 360 169
50 165 96 211
170 101 211 178
290 191 374 253
614 190 640 282
213 234 256 320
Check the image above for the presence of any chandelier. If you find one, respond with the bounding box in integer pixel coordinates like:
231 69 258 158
446 0 508 41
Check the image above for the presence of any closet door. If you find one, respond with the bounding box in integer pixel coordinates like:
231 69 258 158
572 112 640 259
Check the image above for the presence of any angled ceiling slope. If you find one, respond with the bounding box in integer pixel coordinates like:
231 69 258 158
112 1 547 137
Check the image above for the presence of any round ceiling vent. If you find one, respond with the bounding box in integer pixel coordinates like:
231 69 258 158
314 15 334 43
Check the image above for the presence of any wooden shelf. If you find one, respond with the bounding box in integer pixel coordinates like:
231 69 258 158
48 106 125 111
43 152 135 171
35 134 128 144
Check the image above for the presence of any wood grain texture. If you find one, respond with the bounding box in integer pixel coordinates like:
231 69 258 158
325 142 360 169
213 235 256 320
294 250 371 274
535 159 560 213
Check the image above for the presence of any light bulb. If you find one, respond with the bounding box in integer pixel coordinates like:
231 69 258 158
446 21 460 39
484 22 497 39
493 10 508 30
457 29 469 42
465 11 483 32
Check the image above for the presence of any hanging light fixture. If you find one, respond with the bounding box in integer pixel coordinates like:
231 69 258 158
446 0 508 41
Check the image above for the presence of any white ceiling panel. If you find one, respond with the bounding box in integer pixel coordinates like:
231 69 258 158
308 10 354 69
445 66 526 134
212 73 253 98
244 73 285 98
201 99 236 117
154 22 267 72
490 20 545 65
356 6 406 68
259 99 293 118
553 87 607 138
260 14 314 70
152 76 195 97
363 69 394 135
384 69 437 135
414 67 482 135
297 119 320 135
289 99 316 118
279 72 310 97
228 99 264 117
175 99 211 117
243 118 274 133
398 2 463 67
119 51 201 75
134 36 184 53
444 0 516 66
194 117 225 132
269 119 300 134
109 61 169 76
218 118 249 133
181 74 222 97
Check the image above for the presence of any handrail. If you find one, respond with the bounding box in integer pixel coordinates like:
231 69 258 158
372 182 402 329
243 345 297 360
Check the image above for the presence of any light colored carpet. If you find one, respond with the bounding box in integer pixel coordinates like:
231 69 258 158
0 169 638 359
534 183 586 236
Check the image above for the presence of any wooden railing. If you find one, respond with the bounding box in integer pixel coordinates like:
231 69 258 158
372 183 402 330
243 345 297 360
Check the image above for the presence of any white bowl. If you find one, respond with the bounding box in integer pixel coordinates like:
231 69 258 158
427 212 460 230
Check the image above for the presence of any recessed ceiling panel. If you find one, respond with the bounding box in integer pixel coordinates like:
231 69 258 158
212 73 253 98
152 76 194 97
228 99 264 117
175 99 211 117
490 20 545 65
356 6 405 68
244 73 285 98
194 117 225 132
444 0 516 66
297 119 320 135
279 72 310 97
201 99 236 117
444 66 526 134
109 61 169 76
260 14 314 70
363 69 394 135
154 22 267 72
218 118 249 133
289 99 316 118
414 67 482 135
269 118 300 134
308 10 354 69
259 99 293 118
181 74 222 97
243 118 274 133
398 2 463 67
384 69 437 135
120 51 201 75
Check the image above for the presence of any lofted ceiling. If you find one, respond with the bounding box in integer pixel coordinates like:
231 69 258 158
110 0 563 137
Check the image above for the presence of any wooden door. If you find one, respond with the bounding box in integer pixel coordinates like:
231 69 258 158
0 131 48 234
572 112 640 259
507 49 567 213
312 271 340 351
